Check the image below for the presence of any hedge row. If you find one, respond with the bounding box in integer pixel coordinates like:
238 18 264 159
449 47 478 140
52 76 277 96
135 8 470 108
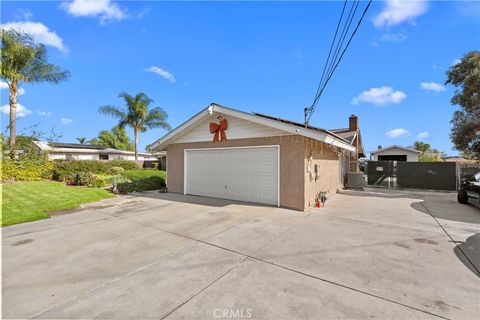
1 159 53 181
1 159 140 182
2 159 165 194
52 160 139 181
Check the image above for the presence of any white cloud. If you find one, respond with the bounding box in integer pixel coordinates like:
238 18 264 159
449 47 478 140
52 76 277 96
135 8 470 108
386 128 410 138
352 86 406 106
0 81 25 95
0 21 67 52
379 32 407 43
15 9 33 20
61 117 73 124
452 58 461 66
374 0 428 28
144 66 176 83
417 131 429 140
1 103 32 118
37 110 52 116
62 0 127 23
420 82 446 92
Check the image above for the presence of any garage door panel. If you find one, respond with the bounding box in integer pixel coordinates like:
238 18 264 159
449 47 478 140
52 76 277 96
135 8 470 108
185 147 278 206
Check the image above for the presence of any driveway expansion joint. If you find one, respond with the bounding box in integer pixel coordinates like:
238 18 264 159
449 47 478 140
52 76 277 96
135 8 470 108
106 209 452 320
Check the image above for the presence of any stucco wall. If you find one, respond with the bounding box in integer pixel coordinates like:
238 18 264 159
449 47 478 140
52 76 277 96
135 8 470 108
166 135 306 210
303 139 345 209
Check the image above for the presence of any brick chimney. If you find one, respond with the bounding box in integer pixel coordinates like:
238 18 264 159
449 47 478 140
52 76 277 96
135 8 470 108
349 114 358 132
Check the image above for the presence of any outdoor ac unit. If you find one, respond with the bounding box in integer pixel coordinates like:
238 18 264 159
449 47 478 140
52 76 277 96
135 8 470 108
347 172 364 190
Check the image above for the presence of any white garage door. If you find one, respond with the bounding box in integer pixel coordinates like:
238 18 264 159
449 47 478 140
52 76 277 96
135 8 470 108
185 146 279 206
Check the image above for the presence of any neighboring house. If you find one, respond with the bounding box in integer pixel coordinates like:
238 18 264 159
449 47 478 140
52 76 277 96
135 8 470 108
371 145 421 162
148 103 364 211
33 141 161 161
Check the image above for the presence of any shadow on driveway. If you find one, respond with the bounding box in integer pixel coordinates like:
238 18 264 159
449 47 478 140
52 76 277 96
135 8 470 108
342 188 480 277
454 233 480 278
128 191 273 209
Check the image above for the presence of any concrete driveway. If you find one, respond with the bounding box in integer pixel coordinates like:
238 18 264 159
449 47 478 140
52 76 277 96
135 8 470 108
3 188 480 319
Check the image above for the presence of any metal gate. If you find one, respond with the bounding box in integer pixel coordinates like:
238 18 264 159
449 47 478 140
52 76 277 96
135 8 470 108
367 161 457 191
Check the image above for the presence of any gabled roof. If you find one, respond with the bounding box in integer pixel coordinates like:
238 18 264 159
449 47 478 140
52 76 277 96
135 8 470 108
329 128 356 144
371 145 422 154
148 103 356 152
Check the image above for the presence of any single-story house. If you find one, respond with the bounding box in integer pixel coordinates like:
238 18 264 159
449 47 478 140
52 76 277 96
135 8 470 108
370 145 421 162
33 141 163 162
149 103 364 211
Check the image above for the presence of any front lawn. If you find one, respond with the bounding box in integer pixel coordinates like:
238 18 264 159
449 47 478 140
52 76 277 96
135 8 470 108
1 181 115 227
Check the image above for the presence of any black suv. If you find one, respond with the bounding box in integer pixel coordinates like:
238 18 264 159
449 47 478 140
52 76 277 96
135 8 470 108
458 171 480 206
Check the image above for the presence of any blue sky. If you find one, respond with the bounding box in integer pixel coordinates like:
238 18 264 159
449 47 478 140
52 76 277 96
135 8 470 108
1 1 479 155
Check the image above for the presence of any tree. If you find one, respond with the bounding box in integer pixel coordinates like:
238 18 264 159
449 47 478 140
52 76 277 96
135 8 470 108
76 137 87 144
413 141 431 154
0 29 70 156
412 140 446 162
90 126 134 151
445 51 480 159
98 92 171 159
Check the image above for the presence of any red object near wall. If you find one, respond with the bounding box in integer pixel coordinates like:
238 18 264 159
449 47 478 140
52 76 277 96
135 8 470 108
210 118 228 142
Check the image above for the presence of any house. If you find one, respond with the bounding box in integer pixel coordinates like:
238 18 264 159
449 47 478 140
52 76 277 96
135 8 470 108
33 141 162 162
148 103 364 211
370 145 421 162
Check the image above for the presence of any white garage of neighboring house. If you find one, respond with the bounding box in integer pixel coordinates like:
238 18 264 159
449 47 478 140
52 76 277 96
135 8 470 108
371 145 421 162
149 103 365 211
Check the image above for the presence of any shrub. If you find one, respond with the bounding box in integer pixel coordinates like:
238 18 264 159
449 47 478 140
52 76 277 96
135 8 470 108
106 160 139 170
107 166 125 175
52 160 139 181
115 169 166 193
74 172 96 186
91 174 114 188
1 158 53 181
117 176 166 193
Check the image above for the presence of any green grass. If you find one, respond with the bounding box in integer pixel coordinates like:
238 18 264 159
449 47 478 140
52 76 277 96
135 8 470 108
120 169 166 181
1 181 115 227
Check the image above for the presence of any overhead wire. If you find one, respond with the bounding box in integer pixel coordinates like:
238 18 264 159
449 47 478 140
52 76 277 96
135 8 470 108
306 0 373 124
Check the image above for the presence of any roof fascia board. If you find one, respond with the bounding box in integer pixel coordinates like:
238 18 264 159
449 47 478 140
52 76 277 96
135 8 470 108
213 105 355 152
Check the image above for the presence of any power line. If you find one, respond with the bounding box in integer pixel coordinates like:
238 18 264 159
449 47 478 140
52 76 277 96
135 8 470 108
312 0 348 103
312 0 359 109
306 0 372 125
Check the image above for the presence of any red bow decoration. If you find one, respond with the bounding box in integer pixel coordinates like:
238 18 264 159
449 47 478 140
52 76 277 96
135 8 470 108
209 118 228 142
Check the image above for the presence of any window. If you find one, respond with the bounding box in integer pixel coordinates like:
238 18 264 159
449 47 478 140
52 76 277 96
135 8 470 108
99 154 109 160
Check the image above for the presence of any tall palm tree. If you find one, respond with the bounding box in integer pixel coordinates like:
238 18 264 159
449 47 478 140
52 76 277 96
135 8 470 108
0 29 70 155
98 92 171 160
76 137 87 144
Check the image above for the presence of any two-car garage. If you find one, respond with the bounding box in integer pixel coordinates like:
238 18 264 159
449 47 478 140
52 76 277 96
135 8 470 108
184 146 279 206
149 103 359 211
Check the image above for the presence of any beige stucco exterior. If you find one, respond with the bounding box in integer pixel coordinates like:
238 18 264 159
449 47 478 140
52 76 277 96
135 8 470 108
166 135 348 211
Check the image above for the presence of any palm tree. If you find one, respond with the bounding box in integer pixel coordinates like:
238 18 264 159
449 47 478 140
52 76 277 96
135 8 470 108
0 29 70 155
76 137 87 144
98 92 171 160
413 141 431 154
